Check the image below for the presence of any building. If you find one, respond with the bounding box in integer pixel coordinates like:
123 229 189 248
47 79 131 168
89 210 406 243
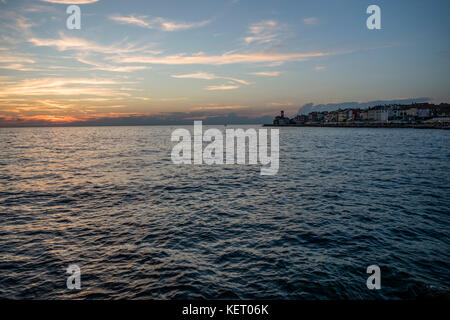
337 110 347 122
273 110 290 125
360 110 368 121
349 109 360 121
368 107 388 122
376 109 389 122
292 114 308 124
308 112 319 123
325 112 337 123
432 104 450 117
417 106 431 118
406 107 418 118
368 108 377 122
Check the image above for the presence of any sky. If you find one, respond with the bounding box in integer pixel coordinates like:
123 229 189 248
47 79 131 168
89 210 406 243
0 0 449 126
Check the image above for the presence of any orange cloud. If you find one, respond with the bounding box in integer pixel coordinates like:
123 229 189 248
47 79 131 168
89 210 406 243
0 78 131 97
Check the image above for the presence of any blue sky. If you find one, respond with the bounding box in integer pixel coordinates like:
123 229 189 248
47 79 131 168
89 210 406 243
0 0 449 125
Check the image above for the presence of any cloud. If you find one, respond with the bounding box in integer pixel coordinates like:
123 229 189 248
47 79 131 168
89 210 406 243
114 50 329 65
171 72 217 80
13 15 34 33
28 34 157 72
40 0 99 4
205 84 240 91
109 15 211 31
157 17 210 31
244 20 282 45
303 17 319 25
28 33 150 54
0 11 34 35
76 55 148 72
0 56 35 64
314 66 325 71
0 53 37 71
28 34 334 69
0 78 131 97
23 4 63 13
0 64 39 71
109 15 152 28
227 77 251 85
171 72 251 89
250 71 280 76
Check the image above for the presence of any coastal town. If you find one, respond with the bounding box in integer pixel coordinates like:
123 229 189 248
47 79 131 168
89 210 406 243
267 103 450 129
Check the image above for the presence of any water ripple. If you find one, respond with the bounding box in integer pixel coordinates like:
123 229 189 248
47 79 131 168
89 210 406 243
0 126 449 299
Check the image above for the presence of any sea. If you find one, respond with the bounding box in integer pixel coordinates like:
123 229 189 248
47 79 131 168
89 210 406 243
0 125 449 299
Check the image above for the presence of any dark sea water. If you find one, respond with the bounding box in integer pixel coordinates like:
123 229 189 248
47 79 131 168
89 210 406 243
0 125 449 299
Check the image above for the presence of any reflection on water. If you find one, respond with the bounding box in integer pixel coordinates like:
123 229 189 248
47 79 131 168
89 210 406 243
0 126 449 299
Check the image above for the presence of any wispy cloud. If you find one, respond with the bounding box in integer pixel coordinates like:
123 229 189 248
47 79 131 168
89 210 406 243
14 15 34 33
0 11 35 35
109 15 211 31
76 55 148 72
250 71 281 77
0 64 39 71
0 53 37 71
0 78 131 97
171 72 217 80
109 15 152 28
315 66 326 71
0 56 35 64
244 20 282 45
157 17 211 31
28 33 150 54
27 33 334 71
205 84 240 91
114 51 329 66
303 17 319 25
28 33 157 73
171 72 251 91
227 77 251 85
171 72 251 85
